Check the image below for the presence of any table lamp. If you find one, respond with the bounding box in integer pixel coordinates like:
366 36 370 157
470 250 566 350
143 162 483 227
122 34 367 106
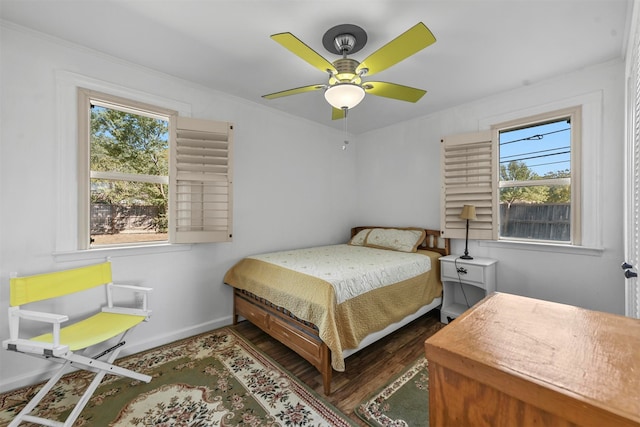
460 204 477 259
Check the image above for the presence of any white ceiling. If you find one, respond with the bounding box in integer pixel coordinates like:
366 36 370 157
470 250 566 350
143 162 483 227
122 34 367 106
0 0 631 134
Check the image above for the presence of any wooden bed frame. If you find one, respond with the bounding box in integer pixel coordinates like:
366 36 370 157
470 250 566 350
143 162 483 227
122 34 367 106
231 227 450 395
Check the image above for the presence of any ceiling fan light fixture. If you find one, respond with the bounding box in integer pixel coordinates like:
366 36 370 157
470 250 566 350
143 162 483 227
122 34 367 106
324 83 365 109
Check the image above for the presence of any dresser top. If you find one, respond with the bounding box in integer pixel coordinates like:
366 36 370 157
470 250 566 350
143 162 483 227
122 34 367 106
425 292 640 425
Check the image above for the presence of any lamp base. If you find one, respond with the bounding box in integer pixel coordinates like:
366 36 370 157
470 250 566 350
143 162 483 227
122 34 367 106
461 218 474 260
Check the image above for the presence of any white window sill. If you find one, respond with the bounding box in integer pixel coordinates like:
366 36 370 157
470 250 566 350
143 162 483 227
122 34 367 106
53 242 192 262
478 239 604 256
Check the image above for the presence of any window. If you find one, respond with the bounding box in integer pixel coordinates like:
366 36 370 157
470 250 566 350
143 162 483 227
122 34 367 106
78 89 233 249
495 107 581 244
87 98 170 246
441 106 581 245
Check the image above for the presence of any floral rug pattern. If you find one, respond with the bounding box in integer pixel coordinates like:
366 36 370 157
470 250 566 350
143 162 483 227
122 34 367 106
355 357 430 427
0 328 356 426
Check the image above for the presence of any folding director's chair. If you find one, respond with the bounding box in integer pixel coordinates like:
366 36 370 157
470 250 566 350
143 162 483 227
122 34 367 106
3 261 152 427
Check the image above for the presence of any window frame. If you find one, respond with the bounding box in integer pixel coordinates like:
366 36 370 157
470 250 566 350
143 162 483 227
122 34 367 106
492 106 582 245
78 88 177 250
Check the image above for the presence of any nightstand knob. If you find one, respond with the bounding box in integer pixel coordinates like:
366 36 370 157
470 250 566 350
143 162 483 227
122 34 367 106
456 267 467 274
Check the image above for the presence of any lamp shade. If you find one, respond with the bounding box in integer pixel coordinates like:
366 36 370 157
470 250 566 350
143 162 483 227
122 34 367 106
460 204 477 221
324 83 365 109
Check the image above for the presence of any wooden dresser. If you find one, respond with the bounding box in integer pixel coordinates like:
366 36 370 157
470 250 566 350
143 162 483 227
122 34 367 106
424 292 640 427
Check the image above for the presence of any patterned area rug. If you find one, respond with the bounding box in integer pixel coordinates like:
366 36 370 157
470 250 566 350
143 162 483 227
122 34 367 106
355 357 429 427
0 327 356 426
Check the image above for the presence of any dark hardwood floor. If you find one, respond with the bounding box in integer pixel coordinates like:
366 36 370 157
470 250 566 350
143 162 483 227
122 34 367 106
231 309 446 426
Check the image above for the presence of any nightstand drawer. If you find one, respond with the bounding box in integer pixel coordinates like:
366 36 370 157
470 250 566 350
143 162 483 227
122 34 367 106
441 261 486 286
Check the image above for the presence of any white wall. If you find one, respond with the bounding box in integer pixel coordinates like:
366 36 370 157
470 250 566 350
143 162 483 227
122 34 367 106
0 24 358 392
356 59 626 315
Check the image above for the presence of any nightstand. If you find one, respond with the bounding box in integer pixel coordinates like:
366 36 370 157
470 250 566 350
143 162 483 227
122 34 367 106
439 255 497 324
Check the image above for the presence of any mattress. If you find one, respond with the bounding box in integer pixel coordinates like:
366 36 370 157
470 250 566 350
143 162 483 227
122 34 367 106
249 244 432 304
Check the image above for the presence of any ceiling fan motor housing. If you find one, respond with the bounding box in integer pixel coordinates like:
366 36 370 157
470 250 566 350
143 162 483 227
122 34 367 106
333 58 358 74
331 58 361 84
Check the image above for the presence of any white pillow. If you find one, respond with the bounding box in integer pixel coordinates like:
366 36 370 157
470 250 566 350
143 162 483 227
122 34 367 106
348 229 371 246
364 228 426 253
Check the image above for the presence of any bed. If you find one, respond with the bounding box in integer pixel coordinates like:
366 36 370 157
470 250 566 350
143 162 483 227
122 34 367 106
224 226 450 394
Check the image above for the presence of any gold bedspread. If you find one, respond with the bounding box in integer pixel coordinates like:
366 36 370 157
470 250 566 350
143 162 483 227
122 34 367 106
224 249 442 371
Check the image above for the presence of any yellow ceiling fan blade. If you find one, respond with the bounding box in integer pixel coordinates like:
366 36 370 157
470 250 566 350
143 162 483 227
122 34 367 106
356 22 436 77
364 81 426 102
262 84 325 99
271 33 338 74
331 107 346 120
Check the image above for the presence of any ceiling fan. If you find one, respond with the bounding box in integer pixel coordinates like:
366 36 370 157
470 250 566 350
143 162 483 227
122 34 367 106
262 22 436 120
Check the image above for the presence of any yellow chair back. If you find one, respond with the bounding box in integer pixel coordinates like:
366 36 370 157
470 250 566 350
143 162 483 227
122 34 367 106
10 262 112 307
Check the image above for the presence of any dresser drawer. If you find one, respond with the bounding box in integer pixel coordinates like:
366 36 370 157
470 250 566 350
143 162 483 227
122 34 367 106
441 261 486 287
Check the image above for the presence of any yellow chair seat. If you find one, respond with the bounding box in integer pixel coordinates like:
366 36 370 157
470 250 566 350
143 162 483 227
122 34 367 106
30 312 146 351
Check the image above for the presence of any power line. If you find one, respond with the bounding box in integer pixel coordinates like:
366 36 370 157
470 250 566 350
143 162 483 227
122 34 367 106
501 145 570 161
526 160 570 169
500 150 570 164
500 127 570 146
500 146 571 163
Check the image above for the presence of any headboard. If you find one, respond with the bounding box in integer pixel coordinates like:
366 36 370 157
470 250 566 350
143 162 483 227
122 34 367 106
351 226 450 256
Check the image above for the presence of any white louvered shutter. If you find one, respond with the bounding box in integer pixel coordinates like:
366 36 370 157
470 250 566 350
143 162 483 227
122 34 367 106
169 116 233 244
440 130 497 240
